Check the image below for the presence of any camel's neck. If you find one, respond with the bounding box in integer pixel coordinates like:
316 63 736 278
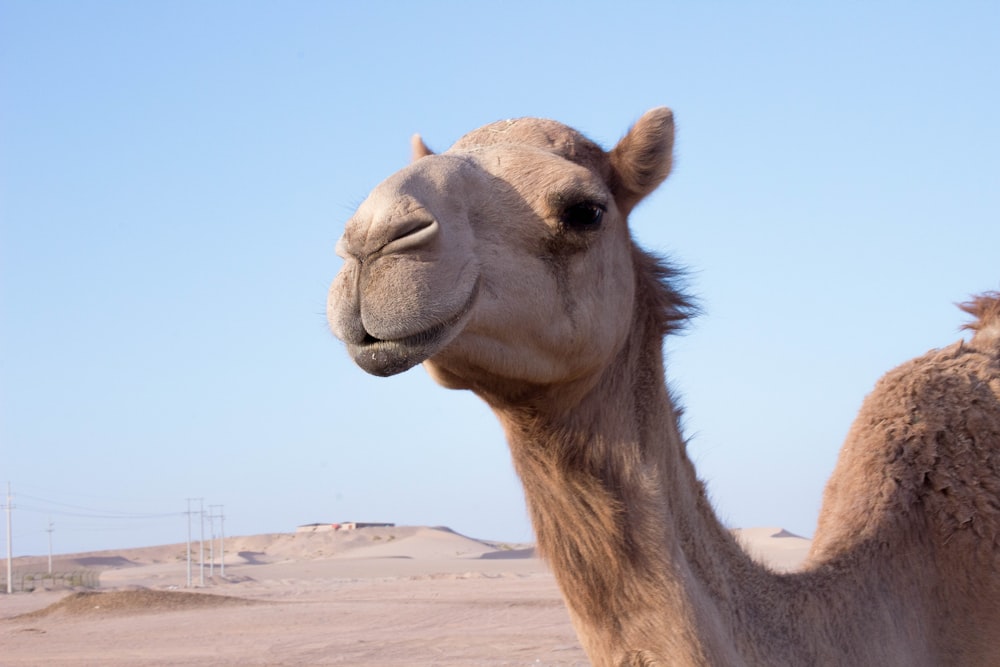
492 311 769 665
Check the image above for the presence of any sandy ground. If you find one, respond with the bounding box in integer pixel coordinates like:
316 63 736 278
0 525 810 666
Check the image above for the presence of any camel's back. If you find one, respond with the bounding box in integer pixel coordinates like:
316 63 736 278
808 293 1000 664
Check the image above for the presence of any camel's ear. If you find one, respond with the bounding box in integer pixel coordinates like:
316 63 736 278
411 134 435 162
609 107 674 214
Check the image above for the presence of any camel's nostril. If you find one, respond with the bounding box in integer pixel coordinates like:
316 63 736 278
394 216 435 240
383 217 439 254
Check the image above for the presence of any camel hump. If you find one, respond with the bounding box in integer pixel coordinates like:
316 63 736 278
960 291 1000 348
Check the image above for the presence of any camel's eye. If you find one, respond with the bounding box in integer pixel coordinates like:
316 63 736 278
560 202 605 231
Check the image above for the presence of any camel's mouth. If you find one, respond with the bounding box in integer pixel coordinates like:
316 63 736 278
348 278 481 377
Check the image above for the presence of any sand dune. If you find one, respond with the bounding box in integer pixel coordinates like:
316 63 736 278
733 526 812 573
15 589 261 619
0 526 810 666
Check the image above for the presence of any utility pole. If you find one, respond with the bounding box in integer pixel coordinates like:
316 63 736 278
185 498 195 588
4 483 13 594
218 505 225 578
199 498 205 586
207 507 215 578
208 505 223 579
46 520 54 575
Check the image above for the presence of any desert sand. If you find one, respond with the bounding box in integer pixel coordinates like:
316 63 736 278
0 525 810 666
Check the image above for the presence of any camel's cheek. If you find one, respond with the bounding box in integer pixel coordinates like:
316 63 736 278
431 285 628 389
541 229 637 377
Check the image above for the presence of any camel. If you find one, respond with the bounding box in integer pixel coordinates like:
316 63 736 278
327 108 1000 666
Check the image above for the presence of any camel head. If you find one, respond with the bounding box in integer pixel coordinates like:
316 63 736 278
328 108 675 400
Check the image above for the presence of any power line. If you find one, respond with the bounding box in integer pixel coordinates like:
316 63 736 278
16 493 181 520
16 505 181 520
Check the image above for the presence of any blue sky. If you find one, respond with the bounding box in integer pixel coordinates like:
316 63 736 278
2 2 998 557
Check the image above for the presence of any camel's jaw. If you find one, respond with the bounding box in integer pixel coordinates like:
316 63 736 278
335 277 481 377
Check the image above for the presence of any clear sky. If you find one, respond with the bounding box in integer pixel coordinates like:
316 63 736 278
2 2 998 557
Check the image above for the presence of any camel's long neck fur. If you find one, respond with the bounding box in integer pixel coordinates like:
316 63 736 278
489 249 772 665
497 357 748 663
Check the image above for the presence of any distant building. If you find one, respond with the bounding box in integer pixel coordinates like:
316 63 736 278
337 522 395 531
295 522 395 534
296 523 337 533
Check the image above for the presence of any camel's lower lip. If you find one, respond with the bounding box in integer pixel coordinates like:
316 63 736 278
349 341 429 377
348 278 480 377
348 332 447 377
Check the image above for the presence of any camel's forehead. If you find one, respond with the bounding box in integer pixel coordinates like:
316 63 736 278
355 117 612 222
449 117 609 173
367 150 579 207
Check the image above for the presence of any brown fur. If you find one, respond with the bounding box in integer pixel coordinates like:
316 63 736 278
328 109 1000 665
960 291 1000 343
